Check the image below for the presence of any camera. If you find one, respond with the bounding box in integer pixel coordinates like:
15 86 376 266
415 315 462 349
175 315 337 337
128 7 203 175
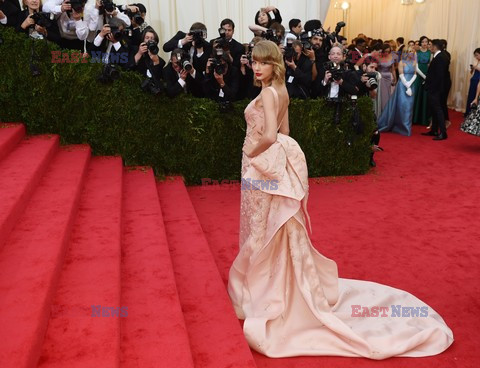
67 0 87 13
141 78 162 95
245 42 255 63
284 39 295 62
125 8 144 26
188 29 207 48
176 51 192 72
260 29 280 44
299 31 313 50
109 26 130 40
31 12 53 28
323 61 346 81
98 63 120 83
209 48 226 75
146 40 159 55
101 0 116 12
364 72 378 89
213 28 230 51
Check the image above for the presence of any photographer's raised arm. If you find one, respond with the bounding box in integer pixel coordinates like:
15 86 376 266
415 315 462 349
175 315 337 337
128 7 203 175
249 24 267 37
43 0 67 15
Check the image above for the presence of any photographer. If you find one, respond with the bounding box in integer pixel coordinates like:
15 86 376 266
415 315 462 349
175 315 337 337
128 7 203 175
119 2 148 47
254 6 282 29
16 0 61 44
92 17 129 66
203 48 239 103
357 55 382 165
0 0 21 27
238 37 261 100
84 0 131 53
163 22 212 75
163 48 203 98
284 39 312 99
210 18 244 68
346 37 367 70
130 27 165 81
43 0 90 50
319 44 360 99
283 18 301 46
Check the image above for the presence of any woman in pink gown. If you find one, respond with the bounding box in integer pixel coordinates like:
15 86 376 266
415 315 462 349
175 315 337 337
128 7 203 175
227 40 454 359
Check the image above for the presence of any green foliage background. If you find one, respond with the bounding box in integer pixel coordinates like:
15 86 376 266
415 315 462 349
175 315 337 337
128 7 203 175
0 28 375 184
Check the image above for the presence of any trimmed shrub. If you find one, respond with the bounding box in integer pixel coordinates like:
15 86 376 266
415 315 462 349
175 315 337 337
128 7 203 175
0 28 375 184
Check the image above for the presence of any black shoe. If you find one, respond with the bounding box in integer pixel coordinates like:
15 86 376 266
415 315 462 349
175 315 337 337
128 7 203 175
421 131 438 136
433 133 448 140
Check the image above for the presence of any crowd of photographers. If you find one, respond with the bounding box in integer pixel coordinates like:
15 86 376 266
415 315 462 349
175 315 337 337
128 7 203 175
0 1 384 104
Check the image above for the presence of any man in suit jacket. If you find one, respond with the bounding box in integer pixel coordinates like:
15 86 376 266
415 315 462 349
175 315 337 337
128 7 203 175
163 22 212 75
92 18 130 66
210 18 244 69
163 49 204 98
441 39 452 127
422 39 449 140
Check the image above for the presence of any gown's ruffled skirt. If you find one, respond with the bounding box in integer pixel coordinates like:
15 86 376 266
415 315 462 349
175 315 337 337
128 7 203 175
228 133 453 359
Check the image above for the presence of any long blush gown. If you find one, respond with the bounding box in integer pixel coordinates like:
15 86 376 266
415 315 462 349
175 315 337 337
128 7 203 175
227 86 453 359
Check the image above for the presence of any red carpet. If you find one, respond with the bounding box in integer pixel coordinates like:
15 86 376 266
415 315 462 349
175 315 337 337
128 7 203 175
0 112 478 367
188 110 480 368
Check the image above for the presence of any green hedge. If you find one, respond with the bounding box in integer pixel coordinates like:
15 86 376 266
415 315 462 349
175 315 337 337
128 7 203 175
0 28 375 184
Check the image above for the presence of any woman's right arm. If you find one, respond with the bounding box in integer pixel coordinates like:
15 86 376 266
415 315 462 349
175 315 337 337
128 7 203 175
243 88 278 157
249 24 267 36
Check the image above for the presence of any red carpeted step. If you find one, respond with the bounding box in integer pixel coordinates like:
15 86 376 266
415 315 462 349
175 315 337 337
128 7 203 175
0 134 59 251
38 157 123 368
0 145 91 368
120 168 194 368
157 176 256 368
0 123 25 162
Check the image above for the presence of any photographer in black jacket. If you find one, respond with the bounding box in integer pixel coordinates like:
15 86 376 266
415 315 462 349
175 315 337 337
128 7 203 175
203 47 239 103
284 39 313 99
210 18 244 69
130 28 164 78
163 48 203 98
163 22 212 75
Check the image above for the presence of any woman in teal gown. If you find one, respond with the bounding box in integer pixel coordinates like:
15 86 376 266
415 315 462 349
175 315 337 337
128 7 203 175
413 36 431 126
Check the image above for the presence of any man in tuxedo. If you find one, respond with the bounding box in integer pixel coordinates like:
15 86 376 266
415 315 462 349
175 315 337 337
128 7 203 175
396 37 405 54
422 39 449 140
441 39 452 128
163 22 212 75
211 18 244 69
285 40 313 99
164 49 203 98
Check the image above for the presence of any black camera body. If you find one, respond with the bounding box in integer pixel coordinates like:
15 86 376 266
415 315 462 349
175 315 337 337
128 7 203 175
109 26 130 41
67 0 87 13
284 40 295 62
146 40 159 55
208 48 227 75
141 78 162 95
98 63 120 83
175 51 192 72
31 12 53 28
214 29 230 51
125 8 144 25
364 72 378 89
261 29 280 44
188 29 206 48
101 0 116 12
323 61 346 81
299 31 313 50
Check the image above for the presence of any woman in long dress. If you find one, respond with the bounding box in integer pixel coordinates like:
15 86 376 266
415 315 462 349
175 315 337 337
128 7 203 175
228 40 453 359
413 36 432 126
377 43 397 116
461 78 480 136
465 47 480 116
377 45 418 136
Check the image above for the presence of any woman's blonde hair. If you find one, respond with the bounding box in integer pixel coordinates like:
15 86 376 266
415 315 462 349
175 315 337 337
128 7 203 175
252 40 285 87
